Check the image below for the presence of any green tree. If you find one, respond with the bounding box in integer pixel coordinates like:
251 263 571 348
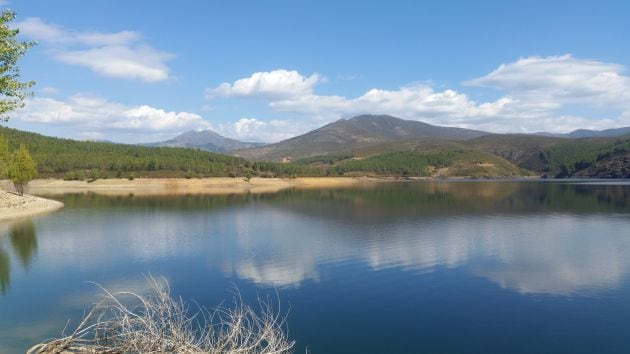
0 133 8 177
0 10 35 122
8 144 36 195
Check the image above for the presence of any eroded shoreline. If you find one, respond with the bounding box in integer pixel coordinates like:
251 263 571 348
0 176 543 219
17 177 384 197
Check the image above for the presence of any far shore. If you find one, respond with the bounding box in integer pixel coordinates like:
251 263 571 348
6 177 387 197
2 175 552 198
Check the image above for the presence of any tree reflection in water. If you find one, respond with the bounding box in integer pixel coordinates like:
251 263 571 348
0 249 8 295
10 221 37 270
0 219 37 295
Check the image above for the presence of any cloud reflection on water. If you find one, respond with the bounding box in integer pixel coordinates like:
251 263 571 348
4 182 629 297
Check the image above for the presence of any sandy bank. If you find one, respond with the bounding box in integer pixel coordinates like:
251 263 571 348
16 177 382 197
0 191 64 221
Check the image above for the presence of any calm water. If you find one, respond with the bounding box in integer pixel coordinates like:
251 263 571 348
1 181 630 353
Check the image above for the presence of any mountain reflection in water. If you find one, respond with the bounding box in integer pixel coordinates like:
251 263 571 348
6 180 626 295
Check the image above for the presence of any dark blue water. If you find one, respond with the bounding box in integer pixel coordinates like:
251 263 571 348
1 180 630 353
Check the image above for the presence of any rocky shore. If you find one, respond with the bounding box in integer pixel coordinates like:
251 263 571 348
0 191 64 221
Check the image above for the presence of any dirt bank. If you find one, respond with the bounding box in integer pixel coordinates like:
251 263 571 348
16 177 383 197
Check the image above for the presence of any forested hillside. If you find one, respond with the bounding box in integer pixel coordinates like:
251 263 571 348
302 149 525 178
0 127 317 179
469 135 630 177
2 125 629 180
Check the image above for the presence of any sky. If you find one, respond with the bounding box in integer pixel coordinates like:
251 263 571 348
3 0 630 143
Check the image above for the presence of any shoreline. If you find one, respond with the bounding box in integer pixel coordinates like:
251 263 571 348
0 191 65 222
4 175 611 200
14 177 385 197
3 176 567 198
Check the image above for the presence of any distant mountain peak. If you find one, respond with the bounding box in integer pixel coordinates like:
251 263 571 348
566 126 630 138
146 129 265 153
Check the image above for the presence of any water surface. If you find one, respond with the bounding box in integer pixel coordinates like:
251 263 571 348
1 180 630 353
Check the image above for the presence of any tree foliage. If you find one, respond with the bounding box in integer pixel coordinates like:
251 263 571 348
8 143 36 195
0 126 319 179
0 133 8 177
0 10 35 122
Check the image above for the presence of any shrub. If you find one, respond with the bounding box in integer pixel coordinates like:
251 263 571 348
28 277 295 354
8 144 36 195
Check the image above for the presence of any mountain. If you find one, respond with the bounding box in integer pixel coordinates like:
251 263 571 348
232 115 489 161
3 119 630 180
566 126 630 138
148 130 265 153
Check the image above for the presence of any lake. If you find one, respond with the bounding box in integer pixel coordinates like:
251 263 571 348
1 180 630 353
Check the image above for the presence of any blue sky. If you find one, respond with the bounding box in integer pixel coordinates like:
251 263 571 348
4 0 630 143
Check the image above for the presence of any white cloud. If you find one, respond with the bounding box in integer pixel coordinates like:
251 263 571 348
205 56 630 139
216 118 309 143
270 85 489 119
38 86 60 95
15 93 211 142
206 70 322 99
121 105 210 131
16 17 173 82
56 45 173 82
466 54 630 108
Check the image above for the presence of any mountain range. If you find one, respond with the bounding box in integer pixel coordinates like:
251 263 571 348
231 115 630 162
4 113 628 180
565 126 630 138
147 115 630 162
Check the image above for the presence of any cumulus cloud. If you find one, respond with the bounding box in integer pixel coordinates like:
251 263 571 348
15 93 211 142
216 118 310 143
205 56 630 138
270 84 496 119
16 17 173 82
206 69 322 99
465 54 630 108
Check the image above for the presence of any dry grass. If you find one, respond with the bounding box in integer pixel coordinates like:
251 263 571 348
28 276 295 354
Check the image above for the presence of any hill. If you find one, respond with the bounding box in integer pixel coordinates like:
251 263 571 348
468 134 630 177
147 129 264 152
320 149 526 178
2 121 629 180
567 126 630 138
232 115 489 162
573 152 630 178
291 133 630 179
230 114 630 179
0 127 315 179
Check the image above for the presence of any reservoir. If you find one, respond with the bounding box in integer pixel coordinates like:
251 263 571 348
1 180 629 353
